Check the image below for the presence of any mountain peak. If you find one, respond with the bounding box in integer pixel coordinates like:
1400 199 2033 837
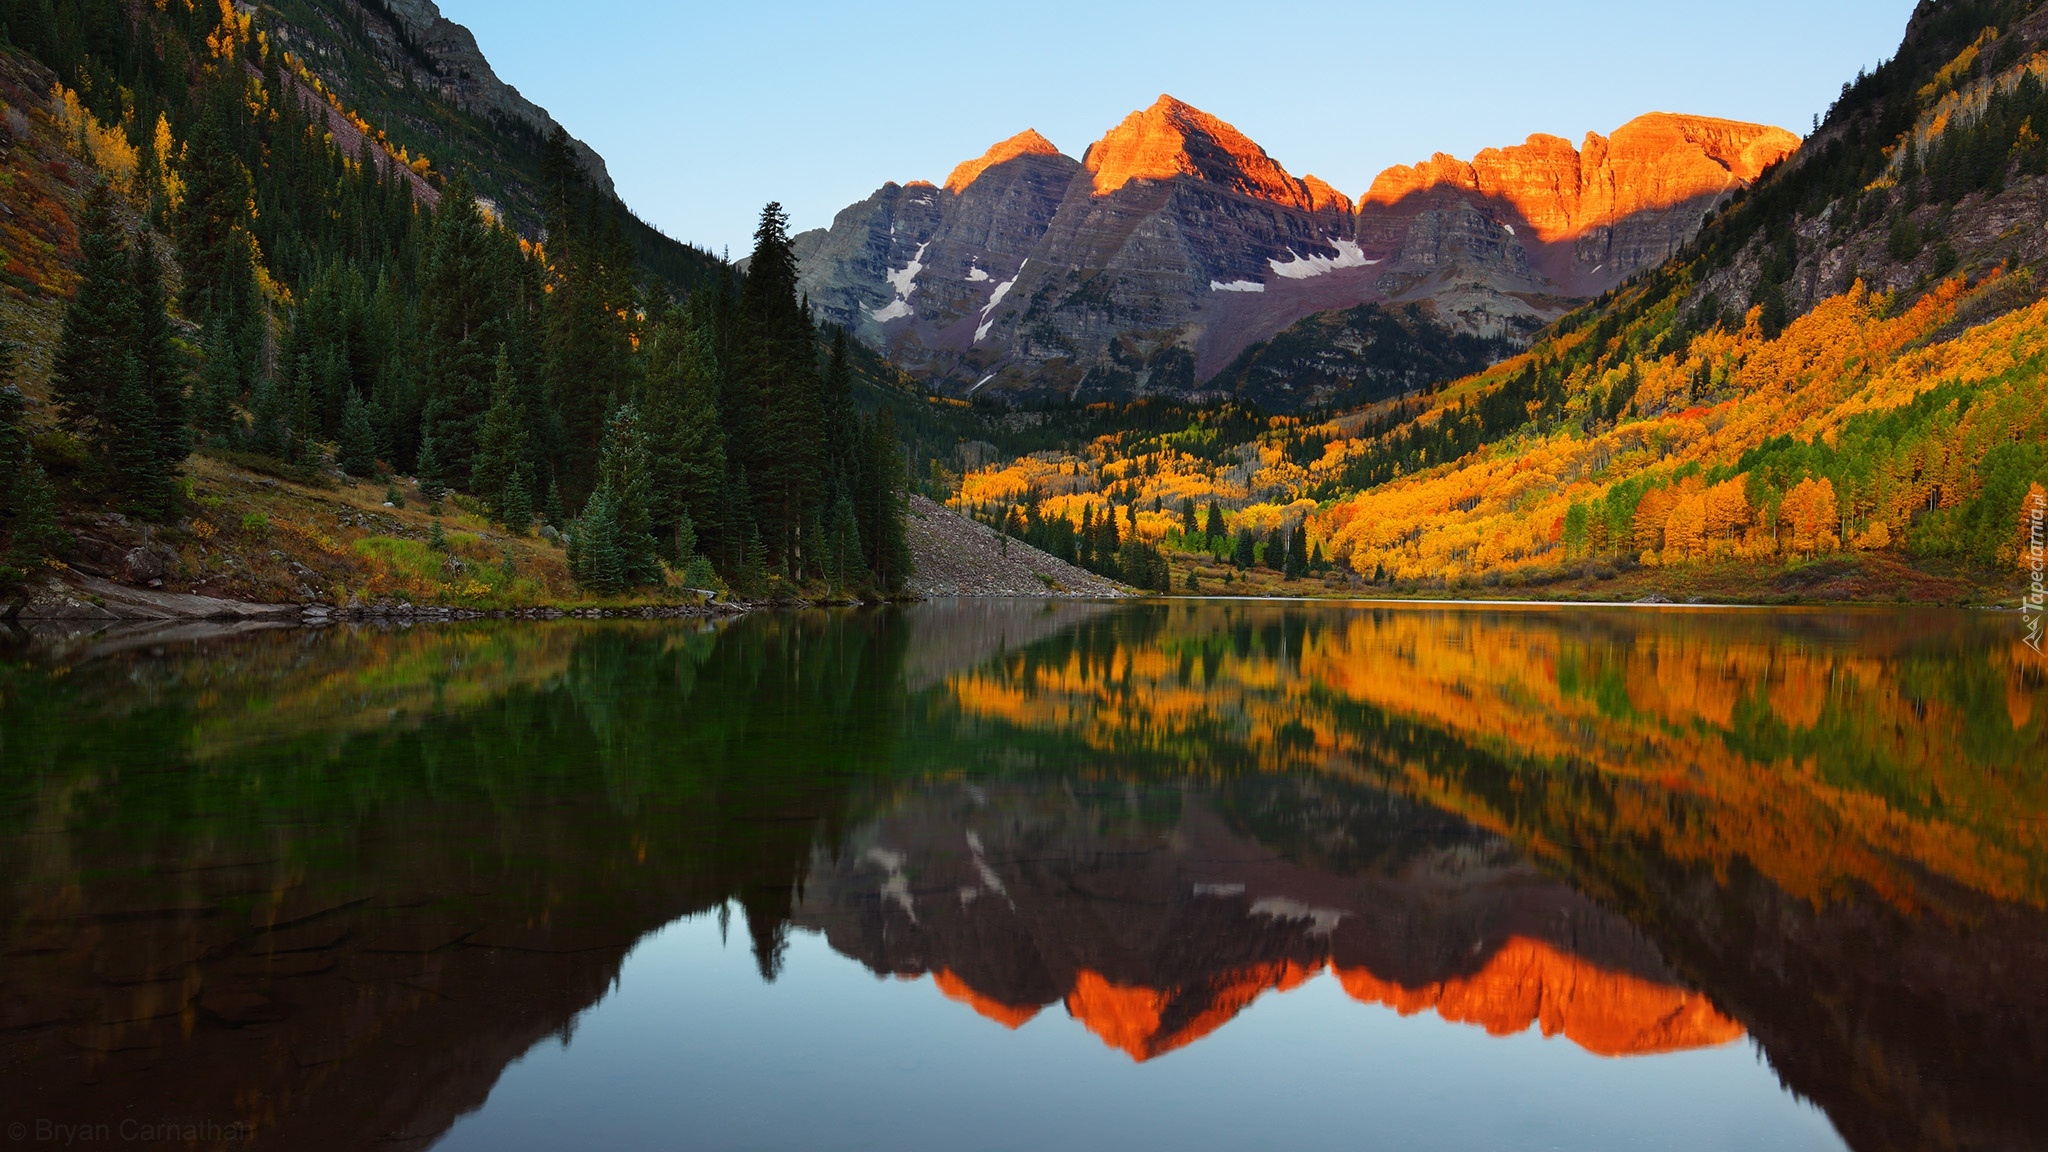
944 129 1066 194
1606 112 1802 184
1301 174 1354 215
1083 95 1311 209
1361 113 1799 249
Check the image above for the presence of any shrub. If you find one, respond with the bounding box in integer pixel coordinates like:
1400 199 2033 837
682 556 718 589
1888 216 1923 262
32 430 88 474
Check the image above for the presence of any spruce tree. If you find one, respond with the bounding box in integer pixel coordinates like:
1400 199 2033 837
419 175 510 484
569 405 659 590
541 130 637 502
1264 526 1285 570
1283 528 1307 581
195 326 242 443
544 477 566 528
1 347 69 591
1233 530 1256 569
821 326 857 484
284 354 317 462
827 492 862 590
416 428 444 502
674 508 698 564
855 407 911 591
501 464 534 536
567 487 625 593
339 387 377 476
471 347 529 521
130 234 188 475
594 405 660 585
734 202 824 571
1204 501 1225 541
51 184 138 463
110 360 174 519
246 369 287 458
172 104 258 330
641 299 725 561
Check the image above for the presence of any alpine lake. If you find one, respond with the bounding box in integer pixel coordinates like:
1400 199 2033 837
1 600 2042 1151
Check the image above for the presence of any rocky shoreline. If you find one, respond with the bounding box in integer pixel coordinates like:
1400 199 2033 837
2 571 750 638
299 600 751 626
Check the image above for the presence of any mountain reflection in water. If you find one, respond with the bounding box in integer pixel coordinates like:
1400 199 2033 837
0 601 2041 1151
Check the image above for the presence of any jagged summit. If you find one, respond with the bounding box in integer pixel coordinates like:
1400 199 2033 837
797 96 1797 404
1362 112 1801 243
1082 95 1316 209
945 129 1067 194
1301 174 1354 216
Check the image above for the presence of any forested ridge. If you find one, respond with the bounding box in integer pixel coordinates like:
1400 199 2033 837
0 0 911 602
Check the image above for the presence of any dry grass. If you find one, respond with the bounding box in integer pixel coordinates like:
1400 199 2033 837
164 455 703 609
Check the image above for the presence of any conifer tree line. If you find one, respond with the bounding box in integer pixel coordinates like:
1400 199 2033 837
4 0 911 594
0 340 68 592
967 494 1174 591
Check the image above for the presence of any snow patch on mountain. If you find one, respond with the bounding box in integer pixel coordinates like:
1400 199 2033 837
975 262 1023 342
1268 239 1377 280
868 242 930 324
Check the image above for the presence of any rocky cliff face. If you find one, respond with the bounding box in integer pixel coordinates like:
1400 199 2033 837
797 99 1797 406
1358 114 1800 334
365 0 617 195
266 0 616 218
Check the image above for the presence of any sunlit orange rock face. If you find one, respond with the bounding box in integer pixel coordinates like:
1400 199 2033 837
797 776 1748 1066
1359 113 1800 288
988 946 1739 1062
1301 173 1354 216
935 969 1042 1030
1362 113 1797 234
939 949 1740 1062
1063 961 1321 1061
1335 937 1744 1057
944 129 1064 195
796 98 1798 403
1083 95 1316 210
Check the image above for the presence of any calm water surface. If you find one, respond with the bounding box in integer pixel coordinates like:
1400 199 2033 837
1 601 2042 1151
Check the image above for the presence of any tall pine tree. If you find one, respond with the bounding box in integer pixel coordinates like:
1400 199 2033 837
418 174 511 485
734 202 824 575
471 347 530 525
0 343 69 592
640 297 726 563
130 233 189 476
540 129 637 505
171 99 260 391
50 184 137 462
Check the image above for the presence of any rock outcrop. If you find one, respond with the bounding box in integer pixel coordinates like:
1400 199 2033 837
796 100 1798 406
1357 114 1801 332
903 495 1127 598
266 0 617 216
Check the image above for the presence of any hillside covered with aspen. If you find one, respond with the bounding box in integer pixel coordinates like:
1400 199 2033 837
941 0 2048 605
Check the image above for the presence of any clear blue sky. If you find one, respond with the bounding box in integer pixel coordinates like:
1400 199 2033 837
436 0 1921 257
